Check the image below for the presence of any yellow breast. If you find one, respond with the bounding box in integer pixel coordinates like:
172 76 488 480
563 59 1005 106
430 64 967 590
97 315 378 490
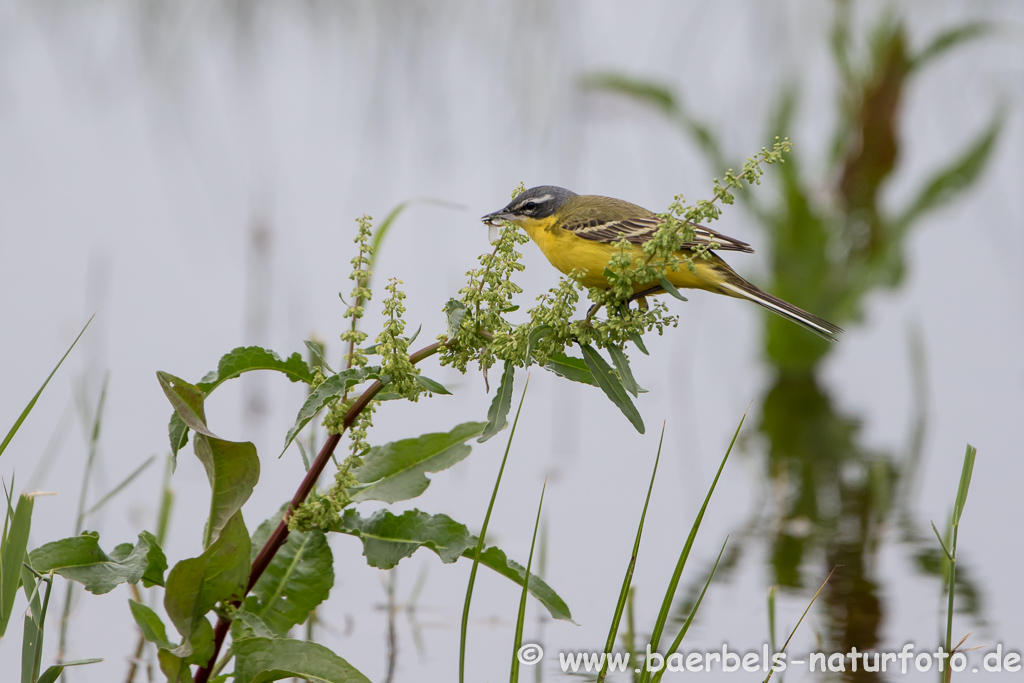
516 216 721 293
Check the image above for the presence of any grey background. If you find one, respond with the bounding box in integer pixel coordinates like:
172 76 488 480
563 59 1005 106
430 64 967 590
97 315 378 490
1 1 1021 680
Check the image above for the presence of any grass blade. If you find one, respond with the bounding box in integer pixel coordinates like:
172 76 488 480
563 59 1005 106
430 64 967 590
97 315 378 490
651 536 729 683
642 410 745 679
460 376 530 683
598 424 665 683
943 444 977 681
510 480 546 683
952 444 976 526
1 490 34 636
763 568 835 683
0 314 93 460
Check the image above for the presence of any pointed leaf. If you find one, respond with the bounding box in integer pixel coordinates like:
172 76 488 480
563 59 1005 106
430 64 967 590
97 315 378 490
628 331 649 355
413 375 452 395
164 512 249 655
607 345 639 398
579 343 645 433
234 637 371 683
245 512 334 636
29 531 166 595
129 599 176 650
1 493 33 636
479 361 515 443
303 340 335 374
543 352 598 387
658 276 689 302
0 314 92 460
351 422 486 503
193 434 259 547
168 412 189 463
333 509 571 621
157 372 212 436
36 659 103 683
281 368 368 454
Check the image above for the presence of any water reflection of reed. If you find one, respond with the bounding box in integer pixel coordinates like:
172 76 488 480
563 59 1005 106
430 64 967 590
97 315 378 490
587 6 1000 679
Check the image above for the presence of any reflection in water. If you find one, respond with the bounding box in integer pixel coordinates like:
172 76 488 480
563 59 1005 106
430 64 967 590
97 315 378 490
590 5 1001 679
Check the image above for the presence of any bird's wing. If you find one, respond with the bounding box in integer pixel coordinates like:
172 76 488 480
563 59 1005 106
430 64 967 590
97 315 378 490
561 214 754 253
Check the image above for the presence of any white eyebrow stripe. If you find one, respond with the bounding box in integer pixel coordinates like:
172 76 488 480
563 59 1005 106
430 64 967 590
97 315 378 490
517 194 553 209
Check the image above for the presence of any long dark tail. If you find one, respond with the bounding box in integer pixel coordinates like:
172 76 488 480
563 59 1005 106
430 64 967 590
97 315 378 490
717 274 843 342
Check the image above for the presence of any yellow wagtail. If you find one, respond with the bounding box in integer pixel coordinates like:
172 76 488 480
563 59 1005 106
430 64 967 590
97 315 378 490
481 185 842 341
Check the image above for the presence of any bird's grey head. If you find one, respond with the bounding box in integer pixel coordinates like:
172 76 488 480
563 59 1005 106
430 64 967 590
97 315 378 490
481 186 577 225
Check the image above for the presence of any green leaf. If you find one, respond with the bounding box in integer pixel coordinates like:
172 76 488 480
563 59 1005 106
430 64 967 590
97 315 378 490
168 412 189 464
607 345 639 398
413 375 452 395
164 512 249 656
351 422 486 503
281 368 368 455
628 332 649 355
232 609 279 640
0 314 92 460
158 372 212 437
579 344 645 434
36 659 103 683
234 637 371 683
129 599 176 650
197 346 315 393
157 648 195 683
470 545 572 623
333 509 571 622
334 509 471 568
20 565 49 683
245 512 334 636
525 324 554 367
29 530 166 595
478 361 514 443
444 299 468 339
543 352 598 387
1 493 33 636
303 340 335 374
657 276 689 302
953 444 977 526
193 434 260 547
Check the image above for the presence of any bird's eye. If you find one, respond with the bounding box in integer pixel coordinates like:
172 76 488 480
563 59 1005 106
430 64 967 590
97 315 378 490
523 201 538 212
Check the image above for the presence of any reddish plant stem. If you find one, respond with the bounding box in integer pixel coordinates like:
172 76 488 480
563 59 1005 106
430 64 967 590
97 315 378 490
194 341 444 683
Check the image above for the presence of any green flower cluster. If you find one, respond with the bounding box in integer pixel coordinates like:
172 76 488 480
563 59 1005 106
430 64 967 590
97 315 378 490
441 139 792 373
341 214 374 370
377 278 422 400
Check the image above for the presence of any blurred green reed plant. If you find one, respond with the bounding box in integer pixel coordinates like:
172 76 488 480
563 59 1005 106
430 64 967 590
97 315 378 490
1 148 796 683
583 4 1000 675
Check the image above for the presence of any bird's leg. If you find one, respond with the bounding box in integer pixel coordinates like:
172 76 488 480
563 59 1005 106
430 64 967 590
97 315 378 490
585 302 603 323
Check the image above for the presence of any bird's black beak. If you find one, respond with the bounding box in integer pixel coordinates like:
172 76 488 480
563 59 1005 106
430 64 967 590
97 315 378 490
481 210 515 226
